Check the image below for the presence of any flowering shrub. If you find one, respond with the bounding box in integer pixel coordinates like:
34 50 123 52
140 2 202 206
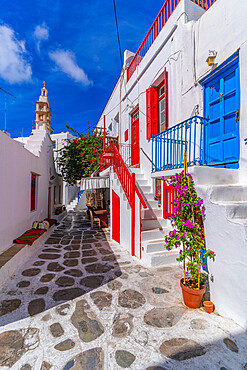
164 171 215 289
56 125 104 185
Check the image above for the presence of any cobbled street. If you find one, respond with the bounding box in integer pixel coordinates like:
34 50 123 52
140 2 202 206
0 212 246 369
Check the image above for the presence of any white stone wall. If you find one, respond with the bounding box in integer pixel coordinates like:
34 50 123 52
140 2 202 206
0 130 61 253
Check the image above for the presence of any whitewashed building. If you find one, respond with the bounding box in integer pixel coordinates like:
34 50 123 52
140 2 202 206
97 0 247 328
51 132 78 208
0 83 63 254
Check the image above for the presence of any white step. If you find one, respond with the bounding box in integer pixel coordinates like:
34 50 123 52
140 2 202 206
130 168 142 174
145 193 155 201
226 203 247 220
142 238 171 253
141 228 168 242
141 208 162 219
137 179 148 186
146 200 159 208
142 249 178 267
141 218 171 231
211 185 247 203
140 185 152 193
134 173 145 180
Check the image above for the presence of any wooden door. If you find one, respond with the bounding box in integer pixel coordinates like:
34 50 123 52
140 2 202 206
204 54 240 168
112 190 120 243
131 110 140 166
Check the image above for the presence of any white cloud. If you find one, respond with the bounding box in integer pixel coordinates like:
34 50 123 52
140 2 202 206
33 23 49 52
0 25 32 84
49 49 93 86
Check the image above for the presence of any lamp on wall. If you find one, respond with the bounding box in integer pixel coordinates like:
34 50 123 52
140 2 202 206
206 50 217 66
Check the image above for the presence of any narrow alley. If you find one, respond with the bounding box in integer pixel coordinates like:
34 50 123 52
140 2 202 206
0 212 246 369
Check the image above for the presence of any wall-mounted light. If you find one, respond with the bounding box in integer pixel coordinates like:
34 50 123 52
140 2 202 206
206 50 217 66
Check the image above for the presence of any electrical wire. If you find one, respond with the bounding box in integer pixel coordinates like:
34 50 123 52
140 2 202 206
112 0 123 67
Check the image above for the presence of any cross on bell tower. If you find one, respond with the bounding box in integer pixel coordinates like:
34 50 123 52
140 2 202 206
35 81 53 133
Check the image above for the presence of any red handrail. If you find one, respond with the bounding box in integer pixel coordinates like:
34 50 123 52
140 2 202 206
100 144 114 172
112 144 133 206
126 0 216 81
100 144 147 209
100 144 147 255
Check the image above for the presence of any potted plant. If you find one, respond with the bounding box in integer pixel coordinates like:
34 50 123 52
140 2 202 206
164 169 215 309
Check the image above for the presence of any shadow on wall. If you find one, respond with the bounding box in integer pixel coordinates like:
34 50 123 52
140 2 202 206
0 211 122 326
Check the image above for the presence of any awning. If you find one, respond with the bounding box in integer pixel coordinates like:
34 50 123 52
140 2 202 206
77 177 109 190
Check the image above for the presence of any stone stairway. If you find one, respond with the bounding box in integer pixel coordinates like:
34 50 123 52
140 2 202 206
131 168 178 267
196 179 247 326
66 196 79 212
209 184 247 240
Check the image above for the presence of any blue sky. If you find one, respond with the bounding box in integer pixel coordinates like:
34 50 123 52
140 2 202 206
0 0 165 137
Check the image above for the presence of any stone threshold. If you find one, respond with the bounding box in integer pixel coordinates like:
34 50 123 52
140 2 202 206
0 225 55 287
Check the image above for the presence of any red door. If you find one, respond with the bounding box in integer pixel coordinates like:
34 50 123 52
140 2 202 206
131 110 139 166
112 190 120 243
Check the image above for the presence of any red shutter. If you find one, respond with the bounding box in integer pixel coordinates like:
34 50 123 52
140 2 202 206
31 174 36 211
125 129 128 142
146 87 152 139
152 87 159 136
164 68 169 130
146 86 159 139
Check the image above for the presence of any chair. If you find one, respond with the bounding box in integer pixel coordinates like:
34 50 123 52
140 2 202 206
95 192 103 209
86 192 94 207
89 209 101 229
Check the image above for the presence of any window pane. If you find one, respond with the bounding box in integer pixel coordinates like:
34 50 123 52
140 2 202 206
133 111 139 121
159 97 165 125
159 85 164 96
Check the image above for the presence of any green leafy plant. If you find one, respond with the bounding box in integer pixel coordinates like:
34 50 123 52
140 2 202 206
164 170 215 290
56 124 104 184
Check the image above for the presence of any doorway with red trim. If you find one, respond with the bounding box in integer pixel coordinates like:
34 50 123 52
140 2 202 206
131 109 140 166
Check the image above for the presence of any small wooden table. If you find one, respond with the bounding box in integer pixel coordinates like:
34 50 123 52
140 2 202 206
94 210 108 227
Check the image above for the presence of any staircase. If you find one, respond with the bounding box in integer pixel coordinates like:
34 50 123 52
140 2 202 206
196 180 247 328
131 168 178 267
66 196 79 212
209 184 247 240
66 190 84 212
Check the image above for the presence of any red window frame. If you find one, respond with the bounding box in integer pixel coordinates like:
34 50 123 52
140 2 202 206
155 178 161 200
131 108 140 166
146 68 168 139
30 174 37 211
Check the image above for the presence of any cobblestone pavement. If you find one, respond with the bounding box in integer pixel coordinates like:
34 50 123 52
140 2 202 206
0 211 246 369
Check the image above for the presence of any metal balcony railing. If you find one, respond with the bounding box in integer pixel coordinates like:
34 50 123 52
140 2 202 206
126 0 216 81
152 115 208 172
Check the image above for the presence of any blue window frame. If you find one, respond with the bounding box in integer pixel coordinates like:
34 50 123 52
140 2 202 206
202 52 240 168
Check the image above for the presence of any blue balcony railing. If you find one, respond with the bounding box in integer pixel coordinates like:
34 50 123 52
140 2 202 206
152 115 208 172
77 189 84 202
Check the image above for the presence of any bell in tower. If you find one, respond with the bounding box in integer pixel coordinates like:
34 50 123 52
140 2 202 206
35 81 53 133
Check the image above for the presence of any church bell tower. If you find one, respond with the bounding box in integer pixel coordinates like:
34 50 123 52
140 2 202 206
35 81 53 133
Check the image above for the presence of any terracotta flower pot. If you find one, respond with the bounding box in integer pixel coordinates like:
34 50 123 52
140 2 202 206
203 300 214 313
180 279 206 309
